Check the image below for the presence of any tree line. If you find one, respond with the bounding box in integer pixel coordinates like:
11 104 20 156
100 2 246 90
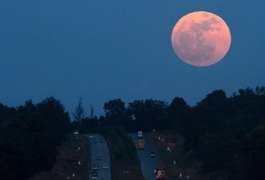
76 86 265 180
0 97 70 180
1 86 265 180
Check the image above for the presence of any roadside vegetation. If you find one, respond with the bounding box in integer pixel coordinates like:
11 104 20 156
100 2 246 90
100 126 145 180
152 130 202 180
30 134 89 180
2 85 265 180
0 97 70 180
75 85 265 180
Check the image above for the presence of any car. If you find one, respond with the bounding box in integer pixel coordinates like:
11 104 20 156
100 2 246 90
150 151 156 158
89 135 94 139
92 164 98 171
102 163 109 169
90 171 98 179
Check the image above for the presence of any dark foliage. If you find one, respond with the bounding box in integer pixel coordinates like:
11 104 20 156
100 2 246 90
0 97 70 180
82 86 265 180
65 85 265 180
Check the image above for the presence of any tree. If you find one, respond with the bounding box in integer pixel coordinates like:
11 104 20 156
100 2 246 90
167 97 191 132
193 90 230 134
128 99 167 131
73 98 86 122
231 126 265 180
103 99 129 127
0 97 70 180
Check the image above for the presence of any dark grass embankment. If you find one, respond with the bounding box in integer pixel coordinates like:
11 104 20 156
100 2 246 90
152 130 205 180
100 127 146 180
30 134 90 180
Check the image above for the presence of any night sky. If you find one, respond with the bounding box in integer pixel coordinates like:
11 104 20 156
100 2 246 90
1 0 265 116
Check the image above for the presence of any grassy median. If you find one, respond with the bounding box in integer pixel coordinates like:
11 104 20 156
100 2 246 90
100 127 145 180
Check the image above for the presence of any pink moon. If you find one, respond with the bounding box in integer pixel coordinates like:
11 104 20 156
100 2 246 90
171 11 231 67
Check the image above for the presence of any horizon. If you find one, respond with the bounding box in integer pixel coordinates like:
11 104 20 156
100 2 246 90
1 0 265 116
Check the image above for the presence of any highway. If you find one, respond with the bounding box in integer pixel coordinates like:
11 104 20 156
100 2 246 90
85 134 111 180
130 133 163 180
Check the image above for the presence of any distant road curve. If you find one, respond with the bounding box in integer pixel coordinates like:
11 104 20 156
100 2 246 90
85 134 111 180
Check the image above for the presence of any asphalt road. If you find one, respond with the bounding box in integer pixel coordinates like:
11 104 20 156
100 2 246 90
130 133 163 180
85 134 111 180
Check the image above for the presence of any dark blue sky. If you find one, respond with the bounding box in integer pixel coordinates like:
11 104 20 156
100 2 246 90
1 0 265 116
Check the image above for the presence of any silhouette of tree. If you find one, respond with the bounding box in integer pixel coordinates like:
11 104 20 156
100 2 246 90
0 97 70 180
167 97 191 132
104 98 129 127
231 126 265 180
73 98 86 122
128 99 167 131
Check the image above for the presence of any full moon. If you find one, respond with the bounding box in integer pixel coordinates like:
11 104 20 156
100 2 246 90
171 11 231 67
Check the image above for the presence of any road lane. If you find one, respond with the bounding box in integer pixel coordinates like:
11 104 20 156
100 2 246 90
85 134 111 180
130 133 163 180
